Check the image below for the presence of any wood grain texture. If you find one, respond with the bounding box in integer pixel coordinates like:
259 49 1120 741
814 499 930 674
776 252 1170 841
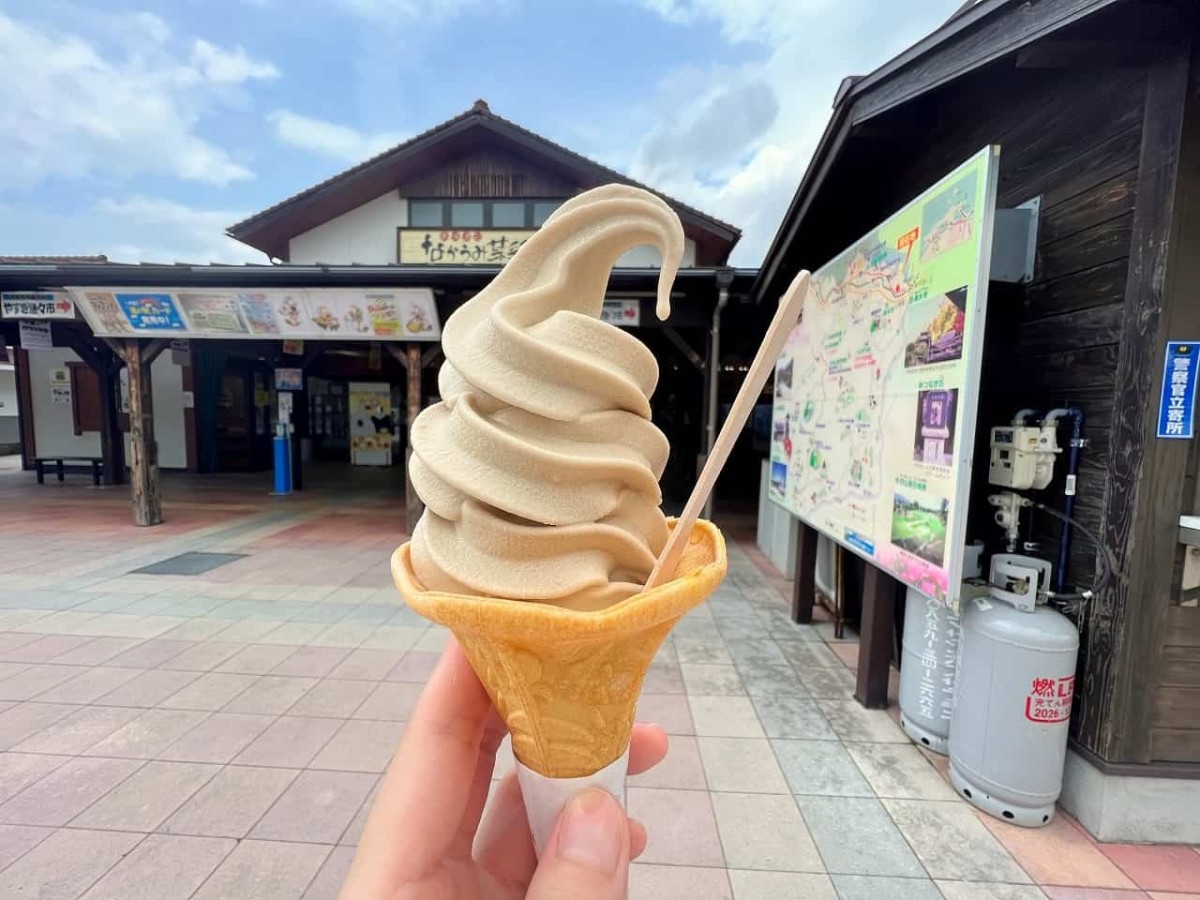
124 339 162 527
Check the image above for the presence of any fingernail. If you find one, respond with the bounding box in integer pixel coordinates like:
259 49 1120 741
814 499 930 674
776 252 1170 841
557 788 622 872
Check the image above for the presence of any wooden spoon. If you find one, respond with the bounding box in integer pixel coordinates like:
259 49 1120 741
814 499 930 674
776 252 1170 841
645 269 812 590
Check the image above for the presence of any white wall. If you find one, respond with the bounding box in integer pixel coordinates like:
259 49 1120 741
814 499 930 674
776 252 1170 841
28 348 100 458
27 347 187 468
289 191 407 264
0 366 17 420
287 190 699 269
617 239 697 269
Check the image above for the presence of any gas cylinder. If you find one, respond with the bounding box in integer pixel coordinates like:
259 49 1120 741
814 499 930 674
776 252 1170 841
949 595 1079 827
898 542 982 754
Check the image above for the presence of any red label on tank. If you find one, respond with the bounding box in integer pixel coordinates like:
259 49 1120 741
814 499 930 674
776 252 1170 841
1024 676 1074 723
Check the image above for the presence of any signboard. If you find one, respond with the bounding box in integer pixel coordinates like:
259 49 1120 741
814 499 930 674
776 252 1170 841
398 228 535 265
68 287 441 342
1 291 74 320
602 298 641 328
18 321 53 351
769 146 1000 609
275 368 303 391
1157 341 1199 439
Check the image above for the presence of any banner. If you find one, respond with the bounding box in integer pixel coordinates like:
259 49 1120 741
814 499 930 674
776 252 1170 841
68 287 440 342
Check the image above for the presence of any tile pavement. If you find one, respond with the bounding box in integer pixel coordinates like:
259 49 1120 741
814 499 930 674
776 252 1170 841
0 474 1197 898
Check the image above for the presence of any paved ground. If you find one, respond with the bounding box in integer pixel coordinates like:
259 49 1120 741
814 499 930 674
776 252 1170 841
0 462 1197 899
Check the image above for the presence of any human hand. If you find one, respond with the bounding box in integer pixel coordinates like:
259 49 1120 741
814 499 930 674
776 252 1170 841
338 639 669 899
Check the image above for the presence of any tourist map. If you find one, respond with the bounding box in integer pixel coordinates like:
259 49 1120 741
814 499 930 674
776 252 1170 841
769 147 999 608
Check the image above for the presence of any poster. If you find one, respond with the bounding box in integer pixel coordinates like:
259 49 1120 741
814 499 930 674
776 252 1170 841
1 291 74 320
349 382 393 466
275 368 303 391
282 339 304 355
70 287 440 342
769 146 999 609
114 292 186 332
50 384 72 405
177 292 247 334
19 321 52 350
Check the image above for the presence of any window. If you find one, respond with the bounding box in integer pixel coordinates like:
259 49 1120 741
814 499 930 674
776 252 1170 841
450 202 484 228
410 201 443 227
491 202 525 228
532 201 562 226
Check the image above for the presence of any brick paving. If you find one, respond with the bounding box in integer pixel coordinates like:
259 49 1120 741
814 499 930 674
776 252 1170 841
0 461 1197 899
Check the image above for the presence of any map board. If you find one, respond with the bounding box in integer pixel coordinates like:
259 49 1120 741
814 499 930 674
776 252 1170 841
769 146 1000 609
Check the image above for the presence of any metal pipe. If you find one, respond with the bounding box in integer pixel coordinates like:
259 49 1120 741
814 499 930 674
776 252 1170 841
703 271 734 521
1042 407 1085 593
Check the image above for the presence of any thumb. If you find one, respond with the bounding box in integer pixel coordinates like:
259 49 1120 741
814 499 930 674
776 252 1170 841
525 788 630 900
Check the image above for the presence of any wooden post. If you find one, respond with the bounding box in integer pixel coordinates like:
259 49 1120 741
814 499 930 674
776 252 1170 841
97 357 125 486
124 339 162 526
791 521 819 623
854 563 896 709
406 343 423 533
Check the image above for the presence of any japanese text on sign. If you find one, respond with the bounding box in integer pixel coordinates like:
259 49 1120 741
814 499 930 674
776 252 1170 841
398 229 535 265
1 292 74 320
1024 675 1074 723
1157 342 1199 439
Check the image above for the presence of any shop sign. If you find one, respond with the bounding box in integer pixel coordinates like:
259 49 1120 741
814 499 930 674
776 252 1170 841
601 298 640 328
398 228 536 266
18 321 52 351
69 287 440 342
1 291 74 320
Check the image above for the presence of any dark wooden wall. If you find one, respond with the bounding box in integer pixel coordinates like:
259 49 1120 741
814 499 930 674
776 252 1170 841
773 1 1200 765
398 147 578 199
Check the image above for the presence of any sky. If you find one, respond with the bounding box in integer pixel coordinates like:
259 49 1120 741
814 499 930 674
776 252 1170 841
0 0 962 268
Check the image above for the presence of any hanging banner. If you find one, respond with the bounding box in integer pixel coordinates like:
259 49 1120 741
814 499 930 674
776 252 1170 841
68 286 440 342
18 321 52 351
1 291 75 320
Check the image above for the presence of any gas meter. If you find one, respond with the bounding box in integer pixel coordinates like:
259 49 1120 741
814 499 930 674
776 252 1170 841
988 425 1058 490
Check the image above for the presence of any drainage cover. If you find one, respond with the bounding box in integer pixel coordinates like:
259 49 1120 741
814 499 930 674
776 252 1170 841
131 552 247 576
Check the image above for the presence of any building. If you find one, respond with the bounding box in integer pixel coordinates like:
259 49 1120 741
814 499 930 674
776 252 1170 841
0 102 761 527
756 0 1200 841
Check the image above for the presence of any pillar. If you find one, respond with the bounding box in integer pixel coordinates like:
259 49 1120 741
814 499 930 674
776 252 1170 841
125 339 161 526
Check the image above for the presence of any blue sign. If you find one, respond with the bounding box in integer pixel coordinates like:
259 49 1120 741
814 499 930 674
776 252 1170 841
845 530 876 556
114 292 186 332
1157 341 1200 439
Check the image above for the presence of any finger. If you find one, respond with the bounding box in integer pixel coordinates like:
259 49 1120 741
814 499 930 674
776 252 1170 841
627 723 668 776
449 706 508 859
629 818 647 859
342 640 493 895
526 789 631 900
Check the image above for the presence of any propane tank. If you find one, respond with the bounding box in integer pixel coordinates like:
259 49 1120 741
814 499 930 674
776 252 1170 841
949 560 1079 828
899 542 982 754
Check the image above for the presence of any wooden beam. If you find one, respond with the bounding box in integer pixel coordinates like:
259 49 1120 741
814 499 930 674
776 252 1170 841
421 346 442 369
791 521 818 624
125 339 162 526
855 563 896 709
405 343 423 533
386 344 408 372
54 329 125 485
1080 48 1193 762
142 339 169 367
1017 39 1177 70
662 326 705 371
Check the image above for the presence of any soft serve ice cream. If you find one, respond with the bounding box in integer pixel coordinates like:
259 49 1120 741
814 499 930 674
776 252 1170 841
408 185 685 611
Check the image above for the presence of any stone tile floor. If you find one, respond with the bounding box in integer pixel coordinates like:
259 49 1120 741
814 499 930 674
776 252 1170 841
0 465 1197 899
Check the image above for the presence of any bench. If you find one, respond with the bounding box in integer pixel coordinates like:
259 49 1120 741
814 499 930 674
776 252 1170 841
34 457 104 486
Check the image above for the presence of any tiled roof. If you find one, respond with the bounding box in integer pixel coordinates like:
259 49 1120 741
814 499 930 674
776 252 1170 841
0 255 108 264
228 101 739 240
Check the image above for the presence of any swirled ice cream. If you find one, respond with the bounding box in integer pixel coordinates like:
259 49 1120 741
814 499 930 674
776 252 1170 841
408 185 685 611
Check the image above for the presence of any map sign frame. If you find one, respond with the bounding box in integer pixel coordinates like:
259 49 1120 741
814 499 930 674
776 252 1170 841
769 146 1000 610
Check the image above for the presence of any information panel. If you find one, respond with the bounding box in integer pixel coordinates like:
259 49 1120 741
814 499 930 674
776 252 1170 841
769 146 1000 607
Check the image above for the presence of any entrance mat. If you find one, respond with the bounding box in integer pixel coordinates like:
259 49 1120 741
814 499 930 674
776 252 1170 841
132 552 247 576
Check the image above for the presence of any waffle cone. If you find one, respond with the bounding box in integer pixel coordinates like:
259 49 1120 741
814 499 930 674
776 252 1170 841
390 519 726 778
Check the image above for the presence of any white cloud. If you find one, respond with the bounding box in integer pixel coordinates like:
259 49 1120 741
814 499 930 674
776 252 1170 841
0 196 264 265
334 0 500 22
269 110 404 163
0 11 277 190
190 38 280 84
623 0 961 266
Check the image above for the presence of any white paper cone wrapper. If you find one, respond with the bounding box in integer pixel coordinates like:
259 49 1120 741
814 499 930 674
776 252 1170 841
515 747 630 856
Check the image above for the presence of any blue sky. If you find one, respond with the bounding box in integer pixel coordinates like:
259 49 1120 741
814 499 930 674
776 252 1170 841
0 0 960 267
